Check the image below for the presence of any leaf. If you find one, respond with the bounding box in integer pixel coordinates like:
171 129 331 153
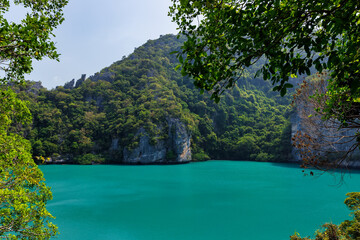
179 55 183 63
280 87 287 96
284 83 293 88
273 86 280 91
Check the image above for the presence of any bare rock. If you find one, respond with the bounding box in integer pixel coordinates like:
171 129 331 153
122 119 191 164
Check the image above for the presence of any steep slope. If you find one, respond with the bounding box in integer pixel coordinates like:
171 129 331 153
15 34 293 164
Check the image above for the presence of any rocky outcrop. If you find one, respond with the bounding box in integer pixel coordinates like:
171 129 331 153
123 128 167 164
291 107 360 167
168 118 192 162
121 118 191 164
110 138 120 151
64 79 75 89
290 111 303 162
89 71 115 83
290 78 360 168
75 74 87 88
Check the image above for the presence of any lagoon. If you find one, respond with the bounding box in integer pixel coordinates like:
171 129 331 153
41 161 360 240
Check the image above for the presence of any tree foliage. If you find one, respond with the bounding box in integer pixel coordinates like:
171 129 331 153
169 0 360 123
0 88 57 239
0 0 67 238
0 0 68 83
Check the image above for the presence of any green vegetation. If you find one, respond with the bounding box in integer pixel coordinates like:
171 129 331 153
0 0 67 238
15 34 293 164
74 153 105 165
169 0 360 165
169 0 360 111
0 88 58 239
0 0 68 83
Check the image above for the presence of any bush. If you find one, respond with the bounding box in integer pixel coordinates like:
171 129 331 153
166 150 177 161
192 150 210 161
74 153 105 165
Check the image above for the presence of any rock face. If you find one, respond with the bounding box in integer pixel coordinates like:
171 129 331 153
291 109 360 167
290 111 303 163
89 71 115 83
290 79 360 168
110 138 119 151
64 79 75 89
168 118 192 162
75 74 86 88
122 118 191 164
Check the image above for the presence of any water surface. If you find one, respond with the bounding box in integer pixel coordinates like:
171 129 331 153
41 161 360 240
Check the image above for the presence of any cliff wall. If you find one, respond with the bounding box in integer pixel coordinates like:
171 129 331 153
291 105 360 167
114 118 191 164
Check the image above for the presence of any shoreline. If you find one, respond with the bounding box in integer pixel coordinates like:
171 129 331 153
38 158 360 172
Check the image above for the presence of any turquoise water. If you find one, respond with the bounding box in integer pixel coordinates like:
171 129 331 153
41 161 360 240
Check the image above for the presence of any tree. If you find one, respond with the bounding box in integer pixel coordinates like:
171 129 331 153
0 88 57 239
169 0 360 122
0 0 67 238
0 0 68 83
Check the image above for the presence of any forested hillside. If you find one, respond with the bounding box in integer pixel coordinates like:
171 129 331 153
13 34 293 164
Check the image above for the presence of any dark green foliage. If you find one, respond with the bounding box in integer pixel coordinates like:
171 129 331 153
169 0 360 100
0 0 68 83
16 35 292 163
169 0 360 149
166 150 177 161
74 154 105 165
192 150 210 162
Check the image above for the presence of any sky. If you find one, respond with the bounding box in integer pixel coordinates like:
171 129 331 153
10 0 179 89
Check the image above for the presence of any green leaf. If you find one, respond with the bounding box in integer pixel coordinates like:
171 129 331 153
280 87 287 96
284 83 293 88
273 86 280 91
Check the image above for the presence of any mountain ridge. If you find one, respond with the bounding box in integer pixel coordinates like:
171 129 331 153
13 34 293 164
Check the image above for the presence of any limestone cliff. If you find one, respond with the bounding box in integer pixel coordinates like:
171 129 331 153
290 111 302 162
291 79 360 167
120 118 191 164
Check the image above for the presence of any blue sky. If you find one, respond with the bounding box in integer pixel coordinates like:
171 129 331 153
13 0 178 89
